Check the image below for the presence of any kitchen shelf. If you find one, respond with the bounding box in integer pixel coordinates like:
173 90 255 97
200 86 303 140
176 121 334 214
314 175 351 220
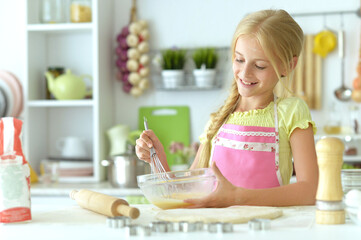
27 23 93 32
28 100 94 107
24 0 115 183
343 155 361 162
156 84 222 91
315 134 361 140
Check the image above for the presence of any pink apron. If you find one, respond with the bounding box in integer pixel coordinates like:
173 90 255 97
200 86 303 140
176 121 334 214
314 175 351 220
210 98 283 189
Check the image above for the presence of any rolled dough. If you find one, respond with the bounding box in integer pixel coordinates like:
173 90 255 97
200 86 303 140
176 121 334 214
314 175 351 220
156 206 283 224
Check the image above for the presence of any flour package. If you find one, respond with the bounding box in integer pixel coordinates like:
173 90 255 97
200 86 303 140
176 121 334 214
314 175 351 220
0 117 31 223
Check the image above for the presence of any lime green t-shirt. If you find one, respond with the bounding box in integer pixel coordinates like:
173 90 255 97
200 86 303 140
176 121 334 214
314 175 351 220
199 97 317 185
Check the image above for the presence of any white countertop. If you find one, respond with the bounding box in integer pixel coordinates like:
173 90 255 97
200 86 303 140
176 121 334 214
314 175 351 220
1 196 361 240
30 181 142 197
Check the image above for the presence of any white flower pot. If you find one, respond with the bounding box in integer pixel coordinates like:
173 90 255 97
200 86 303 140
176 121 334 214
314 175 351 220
161 70 185 88
193 69 216 87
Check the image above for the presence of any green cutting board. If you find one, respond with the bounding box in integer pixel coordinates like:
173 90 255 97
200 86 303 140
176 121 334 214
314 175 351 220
138 106 190 167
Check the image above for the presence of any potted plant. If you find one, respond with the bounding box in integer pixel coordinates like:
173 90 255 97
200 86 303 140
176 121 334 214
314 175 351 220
161 48 186 88
192 47 218 87
169 141 200 171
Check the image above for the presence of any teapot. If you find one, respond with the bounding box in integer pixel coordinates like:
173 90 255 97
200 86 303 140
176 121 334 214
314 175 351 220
45 69 92 100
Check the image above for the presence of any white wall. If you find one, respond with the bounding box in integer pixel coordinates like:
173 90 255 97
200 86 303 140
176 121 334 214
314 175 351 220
113 0 361 141
0 0 360 143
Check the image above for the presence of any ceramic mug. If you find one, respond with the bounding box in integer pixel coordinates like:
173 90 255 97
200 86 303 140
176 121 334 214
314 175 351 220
56 136 87 158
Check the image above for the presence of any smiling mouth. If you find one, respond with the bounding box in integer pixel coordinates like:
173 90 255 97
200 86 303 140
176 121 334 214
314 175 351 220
240 79 258 86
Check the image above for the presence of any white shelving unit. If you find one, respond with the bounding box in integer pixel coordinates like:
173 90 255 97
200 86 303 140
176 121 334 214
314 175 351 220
24 0 114 182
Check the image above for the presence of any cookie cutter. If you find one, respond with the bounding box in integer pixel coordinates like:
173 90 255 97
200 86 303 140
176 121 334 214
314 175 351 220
106 216 131 228
248 219 271 231
125 224 152 237
179 221 196 232
207 222 233 233
150 221 173 233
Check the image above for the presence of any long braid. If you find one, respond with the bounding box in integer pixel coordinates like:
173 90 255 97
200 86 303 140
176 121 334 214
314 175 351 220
197 81 240 168
197 9 304 169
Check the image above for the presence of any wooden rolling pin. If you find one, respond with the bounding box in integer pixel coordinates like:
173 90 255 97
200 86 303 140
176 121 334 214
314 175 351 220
70 189 140 219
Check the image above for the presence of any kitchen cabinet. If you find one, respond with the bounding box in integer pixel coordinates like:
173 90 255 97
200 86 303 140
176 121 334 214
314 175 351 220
24 0 114 182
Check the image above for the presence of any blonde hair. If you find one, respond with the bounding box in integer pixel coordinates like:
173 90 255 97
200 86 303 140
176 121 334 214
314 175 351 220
197 9 304 168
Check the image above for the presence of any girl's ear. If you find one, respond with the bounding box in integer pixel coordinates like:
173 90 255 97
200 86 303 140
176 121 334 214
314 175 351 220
291 56 298 71
281 56 298 77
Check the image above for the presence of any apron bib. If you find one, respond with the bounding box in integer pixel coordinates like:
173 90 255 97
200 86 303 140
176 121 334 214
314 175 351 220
211 98 282 189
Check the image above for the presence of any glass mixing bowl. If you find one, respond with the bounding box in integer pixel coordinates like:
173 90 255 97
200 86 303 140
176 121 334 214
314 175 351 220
137 168 216 209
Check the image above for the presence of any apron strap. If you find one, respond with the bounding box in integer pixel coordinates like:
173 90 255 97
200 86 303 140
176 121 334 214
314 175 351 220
273 96 283 186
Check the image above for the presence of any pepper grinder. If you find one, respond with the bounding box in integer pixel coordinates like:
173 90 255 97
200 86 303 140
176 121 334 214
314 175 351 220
315 137 345 224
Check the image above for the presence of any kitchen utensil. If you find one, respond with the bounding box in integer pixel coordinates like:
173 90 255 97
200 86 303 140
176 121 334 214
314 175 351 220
208 222 233 233
334 29 352 101
70 189 140 219
143 117 167 175
179 221 196 232
56 136 88 158
106 216 131 228
45 69 92 100
101 153 150 188
315 137 345 224
138 106 190 167
313 30 337 58
125 224 152 237
137 168 216 209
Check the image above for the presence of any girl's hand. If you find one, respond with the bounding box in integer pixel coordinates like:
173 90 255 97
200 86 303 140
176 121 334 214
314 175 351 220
184 162 239 208
135 130 169 171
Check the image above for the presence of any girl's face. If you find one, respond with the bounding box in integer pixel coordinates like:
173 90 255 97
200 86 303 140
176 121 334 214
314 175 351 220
233 36 280 99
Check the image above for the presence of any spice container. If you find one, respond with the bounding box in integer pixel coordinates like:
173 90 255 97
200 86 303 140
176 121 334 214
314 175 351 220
40 0 65 23
70 0 92 23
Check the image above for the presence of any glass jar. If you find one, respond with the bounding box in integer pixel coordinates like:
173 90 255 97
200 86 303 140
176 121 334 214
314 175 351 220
40 0 65 23
70 0 92 23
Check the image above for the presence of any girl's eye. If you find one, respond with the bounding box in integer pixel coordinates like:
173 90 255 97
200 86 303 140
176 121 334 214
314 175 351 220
255 65 266 70
235 59 244 63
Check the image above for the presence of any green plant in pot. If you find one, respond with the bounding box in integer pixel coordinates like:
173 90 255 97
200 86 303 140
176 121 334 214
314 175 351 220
161 48 186 88
192 48 218 87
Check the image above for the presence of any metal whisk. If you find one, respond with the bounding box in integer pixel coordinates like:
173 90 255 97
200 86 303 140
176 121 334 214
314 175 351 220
143 117 167 175
143 117 175 199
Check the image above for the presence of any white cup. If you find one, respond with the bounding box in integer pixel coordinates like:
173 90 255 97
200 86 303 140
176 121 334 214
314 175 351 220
56 136 87 158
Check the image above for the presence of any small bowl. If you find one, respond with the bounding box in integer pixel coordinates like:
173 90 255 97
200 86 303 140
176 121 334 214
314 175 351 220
137 168 216 209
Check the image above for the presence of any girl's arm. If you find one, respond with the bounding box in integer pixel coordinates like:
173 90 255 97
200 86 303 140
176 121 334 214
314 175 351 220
185 125 318 207
135 130 171 172
189 144 203 169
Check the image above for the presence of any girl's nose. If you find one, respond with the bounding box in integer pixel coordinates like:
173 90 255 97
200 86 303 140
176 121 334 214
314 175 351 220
239 64 252 79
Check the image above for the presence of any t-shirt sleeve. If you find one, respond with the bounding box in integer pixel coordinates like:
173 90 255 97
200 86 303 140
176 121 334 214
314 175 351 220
199 119 212 144
283 98 317 139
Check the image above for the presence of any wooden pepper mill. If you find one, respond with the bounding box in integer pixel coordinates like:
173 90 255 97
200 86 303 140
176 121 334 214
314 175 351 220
70 189 140 219
315 137 345 224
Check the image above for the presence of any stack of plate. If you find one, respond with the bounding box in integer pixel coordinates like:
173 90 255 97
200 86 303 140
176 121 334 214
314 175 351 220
342 169 361 194
0 70 23 118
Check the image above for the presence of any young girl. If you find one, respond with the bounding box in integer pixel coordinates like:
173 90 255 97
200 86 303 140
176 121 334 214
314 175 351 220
136 9 318 207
